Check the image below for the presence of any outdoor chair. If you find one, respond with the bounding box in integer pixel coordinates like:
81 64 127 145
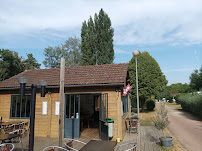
43 146 69 151
0 143 14 151
5 129 24 151
20 122 29 136
11 123 20 130
116 142 138 151
129 118 138 134
64 139 87 151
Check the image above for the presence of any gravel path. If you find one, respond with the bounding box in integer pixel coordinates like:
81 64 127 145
156 102 202 151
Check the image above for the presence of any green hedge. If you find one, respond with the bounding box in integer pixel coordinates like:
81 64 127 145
146 99 155 111
175 94 181 104
178 94 202 119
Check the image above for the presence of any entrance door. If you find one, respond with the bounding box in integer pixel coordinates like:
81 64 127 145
64 94 80 138
99 93 109 141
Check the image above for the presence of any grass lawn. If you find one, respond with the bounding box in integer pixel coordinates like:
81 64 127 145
131 107 156 126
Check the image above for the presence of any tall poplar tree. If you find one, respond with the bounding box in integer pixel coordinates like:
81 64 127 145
81 9 114 65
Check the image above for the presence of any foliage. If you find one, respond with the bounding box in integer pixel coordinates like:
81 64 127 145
146 99 155 111
165 96 173 103
175 94 181 104
169 83 192 94
128 51 167 111
0 49 24 81
178 94 202 119
156 87 170 100
189 66 202 91
43 37 81 68
81 8 114 65
155 103 170 131
0 49 40 81
23 53 41 70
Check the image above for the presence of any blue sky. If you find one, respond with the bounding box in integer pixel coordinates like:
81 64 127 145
0 0 201 85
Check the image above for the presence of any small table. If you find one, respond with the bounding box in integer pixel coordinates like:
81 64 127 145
0 134 20 143
0 121 22 130
80 140 117 151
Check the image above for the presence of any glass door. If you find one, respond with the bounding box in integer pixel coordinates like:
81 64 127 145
99 93 109 140
64 94 80 138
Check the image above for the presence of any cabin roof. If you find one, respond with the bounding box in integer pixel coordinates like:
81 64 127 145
0 63 128 89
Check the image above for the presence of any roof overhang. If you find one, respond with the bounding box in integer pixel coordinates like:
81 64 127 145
0 83 125 90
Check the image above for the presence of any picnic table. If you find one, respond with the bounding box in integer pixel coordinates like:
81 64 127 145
80 140 117 151
65 139 137 151
0 133 20 143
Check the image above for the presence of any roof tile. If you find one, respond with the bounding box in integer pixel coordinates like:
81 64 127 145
0 63 128 88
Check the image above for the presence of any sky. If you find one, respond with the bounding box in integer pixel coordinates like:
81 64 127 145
0 0 201 85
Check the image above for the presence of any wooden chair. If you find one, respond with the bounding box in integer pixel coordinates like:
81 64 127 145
0 143 14 151
64 139 87 151
116 142 138 151
43 146 69 151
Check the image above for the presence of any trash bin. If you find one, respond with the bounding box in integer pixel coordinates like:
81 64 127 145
105 118 114 138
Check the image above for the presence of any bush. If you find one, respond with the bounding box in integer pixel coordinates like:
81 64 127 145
175 94 181 104
178 94 202 119
146 99 155 111
165 96 173 103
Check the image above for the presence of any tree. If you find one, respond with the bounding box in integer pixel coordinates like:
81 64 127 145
0 49 41 81
128 51 167 111
81 8 114 65
23 53 41 70
43 37 82 68
189 66 202 91
0 49 24 81
81 18 96 65
169 83 191 94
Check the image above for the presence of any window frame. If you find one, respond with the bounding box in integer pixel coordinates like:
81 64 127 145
10 95 31 119
122 94 129 118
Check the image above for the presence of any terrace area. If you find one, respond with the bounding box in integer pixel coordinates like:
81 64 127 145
13 126 163 151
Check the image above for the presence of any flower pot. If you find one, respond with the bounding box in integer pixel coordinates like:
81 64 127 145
159 136 172 148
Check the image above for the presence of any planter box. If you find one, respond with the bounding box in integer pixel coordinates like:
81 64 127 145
159 136 172 148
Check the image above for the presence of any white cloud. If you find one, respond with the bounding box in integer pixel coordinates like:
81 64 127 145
114 48 131 54
163 68 196 73
0 0 201 46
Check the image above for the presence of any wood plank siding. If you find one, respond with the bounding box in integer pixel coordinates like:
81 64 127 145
0 86 131 141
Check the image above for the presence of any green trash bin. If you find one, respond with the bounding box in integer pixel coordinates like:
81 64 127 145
105 118 114 138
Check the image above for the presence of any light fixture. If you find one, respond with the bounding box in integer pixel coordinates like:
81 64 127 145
38 80 48 97
16 77 30 96
132 50 140 123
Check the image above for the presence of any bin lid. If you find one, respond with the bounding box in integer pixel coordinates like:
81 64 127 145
105 118 114 123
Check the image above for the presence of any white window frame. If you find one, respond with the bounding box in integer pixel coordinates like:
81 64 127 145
55 101 60 115
42 101 48 115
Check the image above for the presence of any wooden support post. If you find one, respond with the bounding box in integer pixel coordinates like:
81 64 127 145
59 57 65 147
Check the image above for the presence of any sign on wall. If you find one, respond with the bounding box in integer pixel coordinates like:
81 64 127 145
122 84 132 96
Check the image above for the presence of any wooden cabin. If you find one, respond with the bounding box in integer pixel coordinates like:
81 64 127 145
0 63 131 141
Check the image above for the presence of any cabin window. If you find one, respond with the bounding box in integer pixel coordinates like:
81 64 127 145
122 95 128 116
10 95 31 118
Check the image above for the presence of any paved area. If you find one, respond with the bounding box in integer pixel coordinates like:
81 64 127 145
119 126 163 151
13 126 162 151
157 102 202 151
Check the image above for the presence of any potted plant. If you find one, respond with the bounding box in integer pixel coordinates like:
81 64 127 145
155 102 172 148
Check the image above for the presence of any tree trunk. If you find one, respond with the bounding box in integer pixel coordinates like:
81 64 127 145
141 100 145 112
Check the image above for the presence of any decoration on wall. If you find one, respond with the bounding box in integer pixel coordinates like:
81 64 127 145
122 84 132 96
